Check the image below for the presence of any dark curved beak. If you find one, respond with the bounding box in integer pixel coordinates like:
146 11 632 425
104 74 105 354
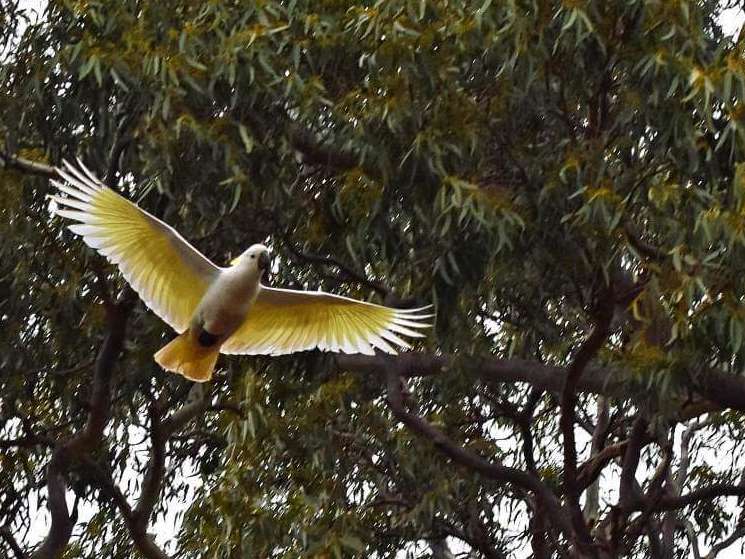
258 251 271 271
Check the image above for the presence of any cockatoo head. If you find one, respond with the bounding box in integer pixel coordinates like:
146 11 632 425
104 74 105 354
230 244 270 271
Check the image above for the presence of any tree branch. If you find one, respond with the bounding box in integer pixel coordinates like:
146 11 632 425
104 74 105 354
131 404 166 535
662 418 715 554
706 525 745 558
680 519 703 559
584 396 610 524
335 352 739 415
1 527 28 559
30 301 129 559
621 449 674 554
86 385 209 559
285 242 391 299
651 484 745 511
0 149 56 178
383 366 573 540
619 416 648 511
607 415 649 550
287 124 360 170
0 434 54 449
83 457 169 559
559 287 615 549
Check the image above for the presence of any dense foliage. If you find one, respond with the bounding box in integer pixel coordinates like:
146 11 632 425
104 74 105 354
4 0 745 557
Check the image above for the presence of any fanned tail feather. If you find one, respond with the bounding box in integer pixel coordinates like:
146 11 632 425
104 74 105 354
154 331 219 382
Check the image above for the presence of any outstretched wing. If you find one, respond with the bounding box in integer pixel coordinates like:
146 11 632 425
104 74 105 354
51 160 221 333
221 285 433 355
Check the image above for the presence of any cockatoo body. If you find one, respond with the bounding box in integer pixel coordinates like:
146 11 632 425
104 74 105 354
50 160 432 382
154 246 267 380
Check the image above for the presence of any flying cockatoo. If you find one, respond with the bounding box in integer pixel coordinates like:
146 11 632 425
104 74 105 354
49 160 432 382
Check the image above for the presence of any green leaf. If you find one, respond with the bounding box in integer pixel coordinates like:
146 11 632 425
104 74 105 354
238 124 254 153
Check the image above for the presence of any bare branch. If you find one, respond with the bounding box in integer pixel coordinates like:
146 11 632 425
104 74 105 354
624 221 667 261
645 522 665 559
84 458 169 559
132 405 166 533
622 449 674 553
161 384 210 437
606 416 650 551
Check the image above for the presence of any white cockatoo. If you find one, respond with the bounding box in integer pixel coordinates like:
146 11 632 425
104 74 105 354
49 160 433 382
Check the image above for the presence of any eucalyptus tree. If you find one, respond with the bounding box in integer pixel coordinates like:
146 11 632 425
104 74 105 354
3 1 745 558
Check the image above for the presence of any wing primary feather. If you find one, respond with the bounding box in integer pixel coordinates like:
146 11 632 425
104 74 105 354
68 224 104 236
83 235 117 251
332 307 348 352
367 332 397 354
324 306 338 352
344 309 365 354
63 159 102 192
264 311 291 354
293 312 316 352
331 307 349 353
75 157 106 187
340 308 358 353
271 318 296 355
344 307 375 355
57 167 100 196
50 195 92 212
394 305 434 314
260 314 289 355
391 313 435 320
379 328 412 350
56 209 96 223
348 309 375 354
288 313 310 353
336 308 356 354
392 317 433 329
385 321 426 338
51 180 94 203
140 263 159 301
